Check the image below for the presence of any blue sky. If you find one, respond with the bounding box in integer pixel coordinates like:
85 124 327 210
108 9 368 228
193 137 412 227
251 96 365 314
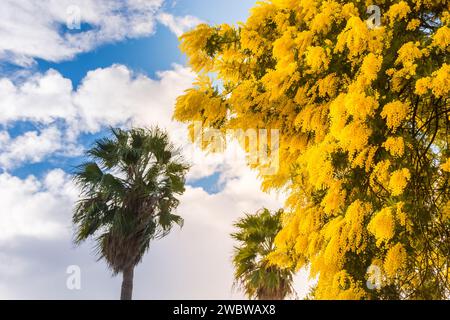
34 0 255 86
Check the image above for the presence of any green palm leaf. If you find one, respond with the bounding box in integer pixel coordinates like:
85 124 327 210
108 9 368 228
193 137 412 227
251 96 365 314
232 208 295 300
72 127 189 300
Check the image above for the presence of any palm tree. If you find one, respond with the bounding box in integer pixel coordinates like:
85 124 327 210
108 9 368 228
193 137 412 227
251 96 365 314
231 208 295 300
73 127 189 300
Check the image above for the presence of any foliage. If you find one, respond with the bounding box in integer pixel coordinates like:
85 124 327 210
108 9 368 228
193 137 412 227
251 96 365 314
232 208 295 300
73 127 189 274
174 0 450 299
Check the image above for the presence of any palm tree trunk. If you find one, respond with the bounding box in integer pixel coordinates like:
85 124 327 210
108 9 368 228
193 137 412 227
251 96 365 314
120 266 134 300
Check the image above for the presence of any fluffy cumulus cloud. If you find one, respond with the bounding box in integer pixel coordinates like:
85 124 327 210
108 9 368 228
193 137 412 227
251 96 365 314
0 64 197 171
0 70 75 124
0 0 163 66
0 127 81 169
0 169 77 242
73 64 195 133
0 65 193 127
0 0 203 66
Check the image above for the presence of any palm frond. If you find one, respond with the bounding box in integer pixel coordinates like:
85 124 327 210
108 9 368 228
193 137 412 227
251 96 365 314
72 126 189 274
232 208 295 300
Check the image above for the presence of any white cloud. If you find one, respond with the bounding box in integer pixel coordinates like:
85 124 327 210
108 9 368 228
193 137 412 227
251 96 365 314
73 64 195 133
0 127 82 170
0 1 207 66
0 70 75 124
0 64 195 129
0 166 314 299
0 0 163 66
0 169 77 242
0 64 196 170
157 13 203 37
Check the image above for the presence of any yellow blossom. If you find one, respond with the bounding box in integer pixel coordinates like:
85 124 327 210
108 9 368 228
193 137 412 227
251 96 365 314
175 0 450 300
441 158 450 172
335 17 371 58
395 202 411 232
415 77 431 95
387 1 411 26
432 26 450 50
429 63 450 97
368 208 395 247
344 91 379 119
322 181 347 216
395 42 424 78
310 0 341 35
389 168 411 196
370 160 391 192
406 19 421 31
384 243 407 278
381 101 409 132
305 46 330 72
358 53 383 88
383 136 405 157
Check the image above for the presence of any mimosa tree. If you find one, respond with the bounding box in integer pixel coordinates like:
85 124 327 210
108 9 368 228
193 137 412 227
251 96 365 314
174 0 449 299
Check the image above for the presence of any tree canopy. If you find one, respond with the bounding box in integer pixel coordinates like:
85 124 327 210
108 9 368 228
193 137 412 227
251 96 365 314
174 0 450 299
73 127 189 299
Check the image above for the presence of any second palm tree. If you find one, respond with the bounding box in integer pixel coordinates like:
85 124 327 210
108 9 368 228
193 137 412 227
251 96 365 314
232 208 295 300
